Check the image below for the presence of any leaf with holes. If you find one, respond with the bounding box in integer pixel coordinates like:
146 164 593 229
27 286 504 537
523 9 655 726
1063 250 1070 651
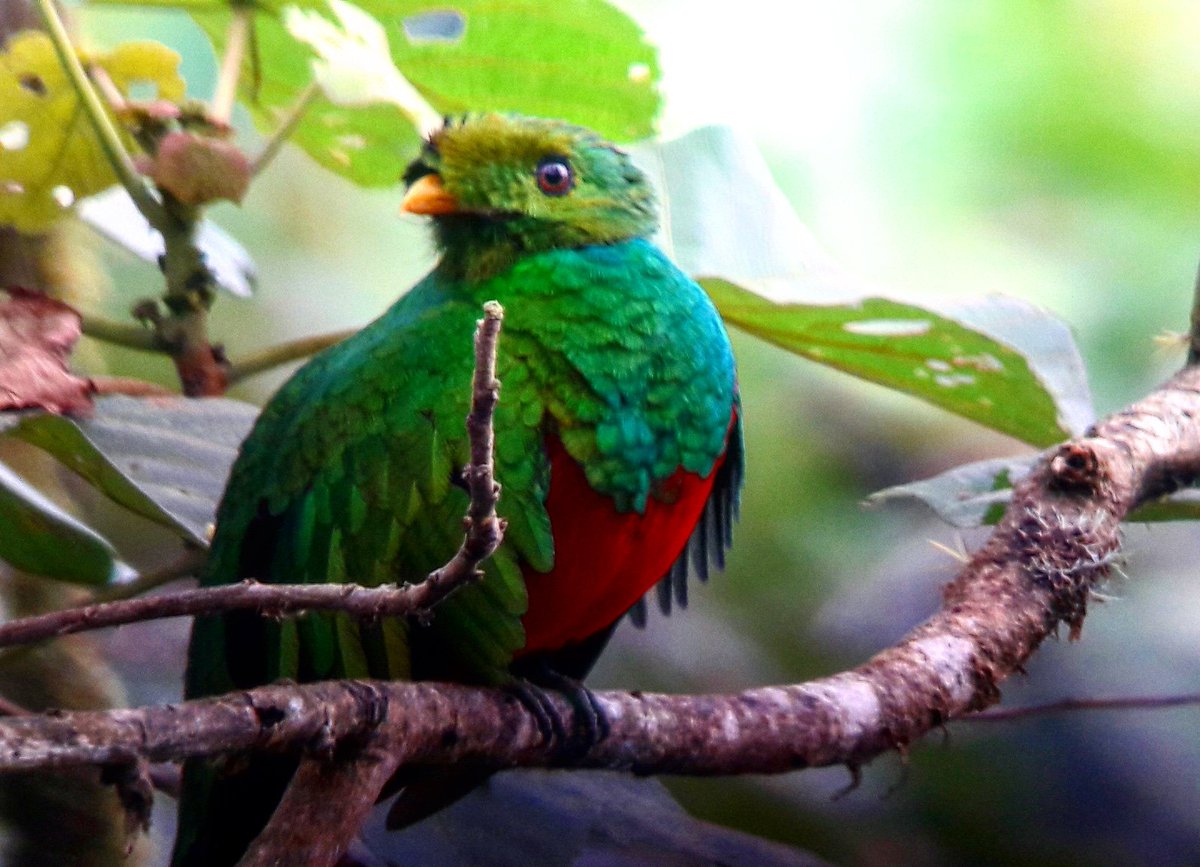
707 281 1072 446
630 126 1093 447
173 0 659 186
0 288 93 414
9 395 259 545
0 33 185 232
0 459 120 585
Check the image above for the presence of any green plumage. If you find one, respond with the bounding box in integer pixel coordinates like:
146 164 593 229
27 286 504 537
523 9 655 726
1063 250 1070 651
188 239 734 692
175 114 739 865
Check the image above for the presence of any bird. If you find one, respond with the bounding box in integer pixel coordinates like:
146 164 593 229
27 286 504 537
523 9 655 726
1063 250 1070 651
172 112 743 865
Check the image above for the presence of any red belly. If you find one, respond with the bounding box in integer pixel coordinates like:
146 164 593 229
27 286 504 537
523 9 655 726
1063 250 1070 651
518 431 728 656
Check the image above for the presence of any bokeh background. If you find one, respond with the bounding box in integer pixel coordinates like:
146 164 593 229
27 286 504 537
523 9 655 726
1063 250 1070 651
69 1 1200 864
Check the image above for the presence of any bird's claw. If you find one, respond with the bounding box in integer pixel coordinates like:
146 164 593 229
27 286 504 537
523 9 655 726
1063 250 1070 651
504 673 609 761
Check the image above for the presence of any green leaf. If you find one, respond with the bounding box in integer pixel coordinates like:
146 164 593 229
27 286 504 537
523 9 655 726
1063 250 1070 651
0 459 119 585
631 126 1093 447
1130 491 1200 523
184 0 659 185
872 454 1200 527
705 280 1071 447
869 456 1035 528
9 395 259 546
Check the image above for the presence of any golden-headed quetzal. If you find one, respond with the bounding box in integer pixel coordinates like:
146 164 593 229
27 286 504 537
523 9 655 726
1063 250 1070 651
173 113 743 865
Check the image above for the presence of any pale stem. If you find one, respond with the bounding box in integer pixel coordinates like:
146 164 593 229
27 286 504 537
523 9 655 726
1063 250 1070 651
211 6 252 125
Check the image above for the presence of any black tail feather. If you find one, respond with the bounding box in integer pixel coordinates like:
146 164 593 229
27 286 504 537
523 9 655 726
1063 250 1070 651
637 414 744 624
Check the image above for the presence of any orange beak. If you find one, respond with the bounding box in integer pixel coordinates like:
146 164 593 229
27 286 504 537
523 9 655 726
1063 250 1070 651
401 174 459 215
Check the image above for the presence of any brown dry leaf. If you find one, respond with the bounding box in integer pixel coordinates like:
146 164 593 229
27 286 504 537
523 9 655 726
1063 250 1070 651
0 287 93 414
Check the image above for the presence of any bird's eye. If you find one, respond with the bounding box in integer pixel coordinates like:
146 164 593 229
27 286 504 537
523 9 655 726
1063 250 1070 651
535 158 573 196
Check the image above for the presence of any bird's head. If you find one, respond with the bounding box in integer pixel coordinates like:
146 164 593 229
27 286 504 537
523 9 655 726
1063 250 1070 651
402 114 657 282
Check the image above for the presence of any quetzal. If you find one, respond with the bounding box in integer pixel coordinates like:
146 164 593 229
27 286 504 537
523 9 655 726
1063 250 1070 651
173 113 743 865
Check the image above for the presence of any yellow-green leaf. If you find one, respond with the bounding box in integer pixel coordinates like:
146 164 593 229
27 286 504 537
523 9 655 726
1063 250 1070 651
0 32 184 232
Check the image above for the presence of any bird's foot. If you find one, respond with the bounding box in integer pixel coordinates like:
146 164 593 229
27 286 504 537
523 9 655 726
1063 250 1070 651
505 679 566 746
530 667 610 749
505 670 609 761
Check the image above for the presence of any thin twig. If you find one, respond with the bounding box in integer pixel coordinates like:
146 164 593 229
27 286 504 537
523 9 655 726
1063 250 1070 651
419 300 506 608
211 6 251 125
0 581 444 649
79 312 165 353
32 0 165 226
224 328 355 385
0 550 207 670
87 65 127 114
1189 256 1200 366
0 307 508 652
250 82 320 177
964 693 1200 722
90 377 176 398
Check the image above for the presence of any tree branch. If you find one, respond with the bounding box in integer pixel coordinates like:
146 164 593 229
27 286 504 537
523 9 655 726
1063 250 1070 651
32 0 166 225
239 736 404 867
78 312 166 354
249 82 320 178
90 376 176 398
223 328 355 386
211 6 251 126
963 693 1200 722
0 332 1193 864
0 304 508 662
0 579 493 650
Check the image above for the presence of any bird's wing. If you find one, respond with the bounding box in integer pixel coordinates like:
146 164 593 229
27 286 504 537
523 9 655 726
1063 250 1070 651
186 281 552 701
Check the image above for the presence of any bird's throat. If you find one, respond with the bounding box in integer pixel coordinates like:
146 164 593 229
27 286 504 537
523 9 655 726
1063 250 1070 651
433 216 530 284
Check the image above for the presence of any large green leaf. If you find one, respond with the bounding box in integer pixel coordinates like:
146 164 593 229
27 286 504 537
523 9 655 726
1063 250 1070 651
180 0 660 185
631 126 1094 447
10 396 259 546
0 459 119 585
705 281 1070 447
